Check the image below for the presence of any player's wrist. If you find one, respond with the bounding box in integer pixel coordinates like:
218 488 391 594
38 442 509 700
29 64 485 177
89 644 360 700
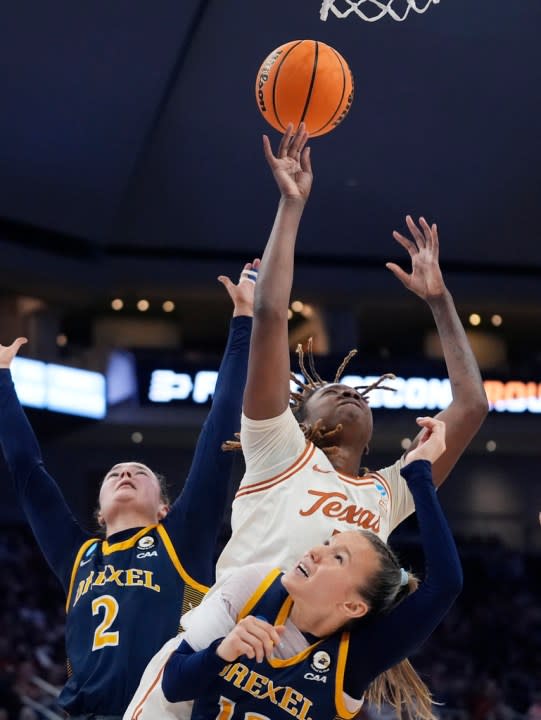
425 286 452 308
279 195 307 208
216 638 236 662
232 305 254 317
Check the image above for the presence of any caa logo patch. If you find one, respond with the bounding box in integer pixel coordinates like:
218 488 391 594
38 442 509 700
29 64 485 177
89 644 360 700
311 650 331 673
305 650 332 683
137 536 155 550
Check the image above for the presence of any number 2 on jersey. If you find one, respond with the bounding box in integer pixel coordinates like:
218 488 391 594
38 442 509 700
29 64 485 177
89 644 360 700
217 696 269 720
92 595 119 651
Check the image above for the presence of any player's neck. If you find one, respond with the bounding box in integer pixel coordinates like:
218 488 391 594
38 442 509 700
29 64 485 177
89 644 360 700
329 445 363 477
104 509 158 537
289 599 342 639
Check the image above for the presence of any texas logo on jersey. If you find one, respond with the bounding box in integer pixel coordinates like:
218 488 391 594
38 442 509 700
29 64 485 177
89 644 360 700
216 440 411 586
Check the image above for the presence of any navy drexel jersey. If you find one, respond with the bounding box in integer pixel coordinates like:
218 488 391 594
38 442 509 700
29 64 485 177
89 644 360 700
61 524 208 715
191 570 360 720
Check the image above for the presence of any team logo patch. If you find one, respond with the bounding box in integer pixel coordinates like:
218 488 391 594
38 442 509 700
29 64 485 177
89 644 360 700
374 480 389 513
374 480 388 498
137 536 155 550
312 463 333 475
80 542 98 566
311 650 331 673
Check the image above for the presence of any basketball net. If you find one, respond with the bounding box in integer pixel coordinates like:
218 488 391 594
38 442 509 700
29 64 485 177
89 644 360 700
320 0 440 22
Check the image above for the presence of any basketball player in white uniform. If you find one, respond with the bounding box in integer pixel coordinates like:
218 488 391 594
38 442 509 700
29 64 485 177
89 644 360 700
124 124 487 719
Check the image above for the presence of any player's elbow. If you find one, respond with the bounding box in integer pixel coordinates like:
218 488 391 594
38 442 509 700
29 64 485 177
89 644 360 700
457 392 489 429
469 394 489 428
473 390 489 419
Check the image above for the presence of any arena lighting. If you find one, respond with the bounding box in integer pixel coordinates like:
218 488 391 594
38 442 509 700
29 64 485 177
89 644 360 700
147 369 541 414
11 357 106 419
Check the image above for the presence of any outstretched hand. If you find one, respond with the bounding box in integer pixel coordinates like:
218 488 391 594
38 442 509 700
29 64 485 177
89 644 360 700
262 123 312 202
405 416 446 466
0 337 28 369
386 216 446 301
218 258 261 317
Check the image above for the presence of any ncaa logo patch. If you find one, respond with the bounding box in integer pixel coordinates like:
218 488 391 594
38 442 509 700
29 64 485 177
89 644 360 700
374 479 389 514
311 650 331 673
137 536 155 550
374 480 388 498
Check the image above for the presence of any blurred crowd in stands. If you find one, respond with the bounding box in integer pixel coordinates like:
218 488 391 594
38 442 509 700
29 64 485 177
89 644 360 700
0 527 539 720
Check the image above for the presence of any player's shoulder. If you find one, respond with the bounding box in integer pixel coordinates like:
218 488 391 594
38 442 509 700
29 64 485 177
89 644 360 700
223 562 277 591
357 456 406 498
371 455 406 480
241 405 299 431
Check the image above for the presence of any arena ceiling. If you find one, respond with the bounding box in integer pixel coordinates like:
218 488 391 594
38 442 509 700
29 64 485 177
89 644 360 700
0 0 539 309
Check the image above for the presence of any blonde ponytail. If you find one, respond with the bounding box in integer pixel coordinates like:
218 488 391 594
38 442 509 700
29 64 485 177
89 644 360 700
366 658 438 720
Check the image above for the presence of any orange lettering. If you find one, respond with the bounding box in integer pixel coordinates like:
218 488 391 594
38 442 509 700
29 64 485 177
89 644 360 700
300 490 381 532
322 500 346 518
300 490 347 516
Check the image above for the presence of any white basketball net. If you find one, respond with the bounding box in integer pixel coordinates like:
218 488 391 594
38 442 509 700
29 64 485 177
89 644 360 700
320 0 440 22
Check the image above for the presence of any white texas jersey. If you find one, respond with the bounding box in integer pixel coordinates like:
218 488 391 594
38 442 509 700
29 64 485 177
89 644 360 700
216 407 415 584
123 634 192 720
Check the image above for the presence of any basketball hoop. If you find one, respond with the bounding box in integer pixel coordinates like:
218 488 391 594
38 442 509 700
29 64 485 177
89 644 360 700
320 0 440 22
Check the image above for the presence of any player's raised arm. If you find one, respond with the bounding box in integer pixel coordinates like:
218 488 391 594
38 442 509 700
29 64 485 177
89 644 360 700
344 417 463 718
162 262 258 583
242 123 312 421
0 338 89 590
386 216 489 487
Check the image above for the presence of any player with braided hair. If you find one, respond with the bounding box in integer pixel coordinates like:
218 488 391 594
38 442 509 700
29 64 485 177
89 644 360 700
223 340 396 463
124 124 486 720
213 122 488 584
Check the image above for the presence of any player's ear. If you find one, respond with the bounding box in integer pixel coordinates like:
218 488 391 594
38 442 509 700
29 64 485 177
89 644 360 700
342 597 369 620
96 510 105 527
157 504 169 521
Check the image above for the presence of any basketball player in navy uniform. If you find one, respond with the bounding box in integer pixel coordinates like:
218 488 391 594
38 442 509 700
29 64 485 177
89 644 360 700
0 261 258 719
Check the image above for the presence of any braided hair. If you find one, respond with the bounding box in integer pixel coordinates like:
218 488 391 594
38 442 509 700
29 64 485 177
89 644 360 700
289 338 396 462
223 338 396 468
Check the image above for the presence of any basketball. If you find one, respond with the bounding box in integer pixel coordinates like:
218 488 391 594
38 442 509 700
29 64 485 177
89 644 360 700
255 40 354 138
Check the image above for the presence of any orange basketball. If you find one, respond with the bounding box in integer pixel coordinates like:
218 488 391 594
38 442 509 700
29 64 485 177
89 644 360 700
255 40 354 138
